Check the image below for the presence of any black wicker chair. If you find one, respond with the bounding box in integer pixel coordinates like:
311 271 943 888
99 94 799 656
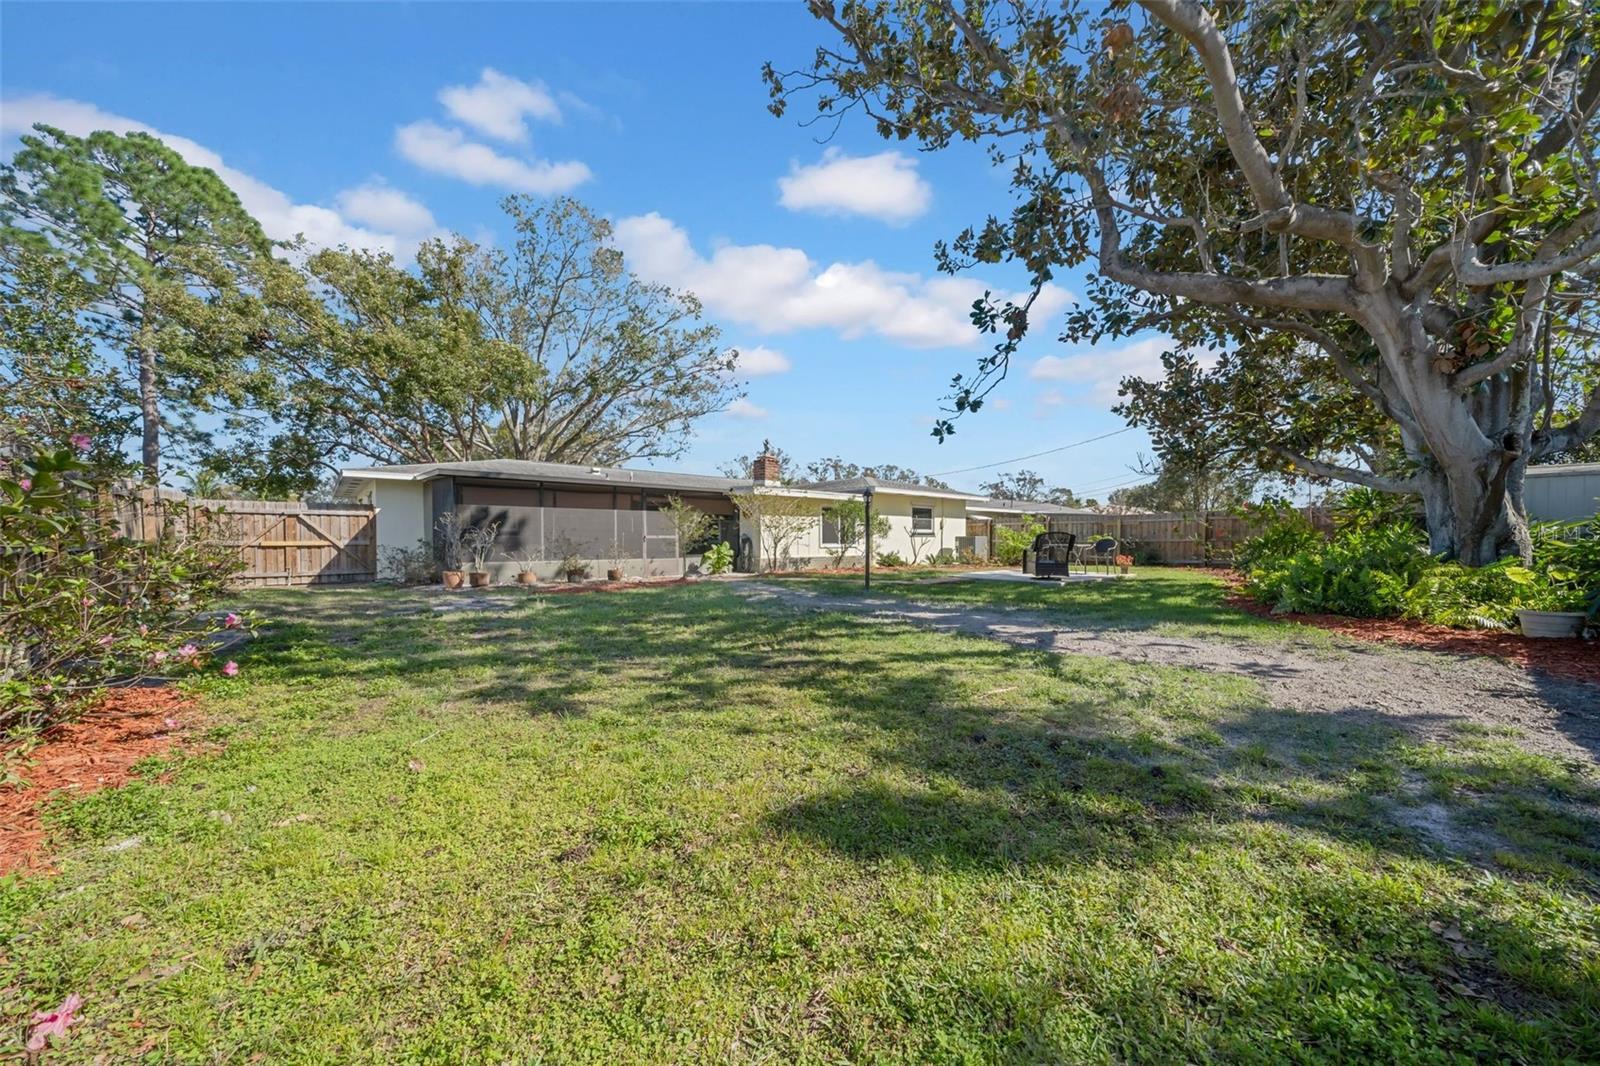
1022 531 1077 579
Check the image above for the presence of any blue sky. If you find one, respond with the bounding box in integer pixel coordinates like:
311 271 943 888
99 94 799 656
2 1 1164 498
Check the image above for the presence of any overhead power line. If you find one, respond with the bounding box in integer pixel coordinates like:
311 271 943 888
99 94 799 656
927 427 1136 478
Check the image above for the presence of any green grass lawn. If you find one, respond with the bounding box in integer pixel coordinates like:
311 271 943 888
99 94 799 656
4 584 1597 1062
781 566 1331 643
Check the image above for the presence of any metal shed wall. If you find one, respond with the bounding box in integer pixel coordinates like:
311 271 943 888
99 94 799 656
1525 465 1600 522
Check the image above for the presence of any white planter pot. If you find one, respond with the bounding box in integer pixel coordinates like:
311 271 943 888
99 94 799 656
1516 610 1586 639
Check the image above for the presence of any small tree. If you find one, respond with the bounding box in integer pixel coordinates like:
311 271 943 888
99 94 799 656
657 495 716 576
823 498 890 568
729 490 817 572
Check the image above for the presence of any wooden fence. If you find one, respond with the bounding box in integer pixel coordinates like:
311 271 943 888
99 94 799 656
974 506 1333 565
114 490 376 587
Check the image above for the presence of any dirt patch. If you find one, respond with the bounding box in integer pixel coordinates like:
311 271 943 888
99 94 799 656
1 688 195 876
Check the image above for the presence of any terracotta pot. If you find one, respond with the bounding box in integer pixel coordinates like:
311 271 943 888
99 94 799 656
442 570 465 589
607 568 624 581
566 571 585 583
468 571 491 588
516 571 538 585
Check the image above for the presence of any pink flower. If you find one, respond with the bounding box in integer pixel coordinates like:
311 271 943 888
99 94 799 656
18 478 31 492
39 682 53 695
138 623 150 636
149 650 169 664
224 612 242 629
70 433 91 452
176 643 199 660
97 634 114 647
81 597 94 608
26 993 82 1052
221 660 239 677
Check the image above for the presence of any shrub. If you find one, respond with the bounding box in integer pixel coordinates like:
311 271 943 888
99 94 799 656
380 540 437 585
875 550 907 567
1 445 244 735
930 547 958 567
703 541 734 575
993 516 1045 566
1238 490 1600 629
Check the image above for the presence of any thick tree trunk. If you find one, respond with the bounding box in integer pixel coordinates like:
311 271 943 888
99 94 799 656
138 342 160 484
1416 462 1528 566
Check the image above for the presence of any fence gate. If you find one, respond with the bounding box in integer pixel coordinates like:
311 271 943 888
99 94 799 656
195 499 377 587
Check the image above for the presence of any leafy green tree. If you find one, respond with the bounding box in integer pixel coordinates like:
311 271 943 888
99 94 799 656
1 125 285 484
0 248 133 476
977 469 1090 507
770 0 1600 564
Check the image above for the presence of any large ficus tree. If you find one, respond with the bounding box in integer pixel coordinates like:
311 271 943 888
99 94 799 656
769 0 1600 564
1 126 283 485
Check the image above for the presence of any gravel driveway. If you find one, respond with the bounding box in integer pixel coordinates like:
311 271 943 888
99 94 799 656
740 582 1600 768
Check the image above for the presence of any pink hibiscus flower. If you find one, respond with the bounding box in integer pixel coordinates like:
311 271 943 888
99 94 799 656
70 432 92 452
17 477 30 492
26 993 82 1052
221 660 239 677
224 612 242 629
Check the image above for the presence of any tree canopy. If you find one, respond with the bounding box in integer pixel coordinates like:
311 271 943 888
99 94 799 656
769 0 1600 563
1 125 284 483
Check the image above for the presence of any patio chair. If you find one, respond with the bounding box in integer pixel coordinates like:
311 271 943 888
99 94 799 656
1024 531 1077 579
1087 537 1117 574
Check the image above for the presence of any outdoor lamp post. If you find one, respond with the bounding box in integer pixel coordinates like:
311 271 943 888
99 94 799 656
862 486 874 590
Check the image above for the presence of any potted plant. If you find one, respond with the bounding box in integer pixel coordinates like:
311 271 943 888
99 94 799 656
605 538 626 582
1516 585 1590 638
460 520 500 588
562 550 590 583
512 549 541 586
1115 553 1134 575
435 513 466 589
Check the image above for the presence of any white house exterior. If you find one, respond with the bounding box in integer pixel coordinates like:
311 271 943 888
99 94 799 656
333 453 984 580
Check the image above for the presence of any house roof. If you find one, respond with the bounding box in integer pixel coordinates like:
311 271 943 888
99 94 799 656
967 497 1100 516
337 460 983 502
795 476 984 501
336 458 752 497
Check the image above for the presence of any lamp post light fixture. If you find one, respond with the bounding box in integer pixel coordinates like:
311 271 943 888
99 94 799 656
862 485 874 590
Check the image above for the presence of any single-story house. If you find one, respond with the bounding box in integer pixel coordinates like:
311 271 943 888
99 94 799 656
333 450 986 580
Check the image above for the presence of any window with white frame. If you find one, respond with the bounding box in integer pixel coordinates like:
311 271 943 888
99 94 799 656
820 507 841 547
911 505 934 535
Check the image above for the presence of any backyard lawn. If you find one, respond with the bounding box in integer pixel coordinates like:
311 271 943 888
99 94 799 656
785 566 1326 643
4 582 1598 1061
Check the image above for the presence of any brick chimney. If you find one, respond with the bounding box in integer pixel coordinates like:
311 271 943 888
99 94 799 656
751 440 781 484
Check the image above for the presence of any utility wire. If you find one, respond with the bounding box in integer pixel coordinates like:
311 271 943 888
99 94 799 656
927 426 1136 477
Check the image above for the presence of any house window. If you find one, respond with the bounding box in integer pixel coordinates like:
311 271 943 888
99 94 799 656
911 506 934 535
820 508 841 547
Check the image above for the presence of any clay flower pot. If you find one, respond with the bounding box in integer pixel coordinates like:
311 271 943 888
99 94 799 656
607 567 624 581
516 571 538 585
442 570 465 589
468 571 491 588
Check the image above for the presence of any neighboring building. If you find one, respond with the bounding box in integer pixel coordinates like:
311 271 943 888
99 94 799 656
967 498 1100 519
333 450 983 579
1525 463 1600 522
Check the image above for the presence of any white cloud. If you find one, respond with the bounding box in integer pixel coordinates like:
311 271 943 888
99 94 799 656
438 68 561 142
734 345 791 376
334 182 437 235
612 212 1073 350
778 148 933 224
1029 336 1213 404
1 93 428 258
395 120 591 194
726 398 769 419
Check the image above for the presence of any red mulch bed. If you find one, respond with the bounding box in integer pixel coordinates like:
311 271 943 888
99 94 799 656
1217 578 1599 683
1 688 195 876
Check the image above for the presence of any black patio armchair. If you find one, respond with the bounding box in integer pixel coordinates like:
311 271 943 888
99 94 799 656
1022 532 1077 579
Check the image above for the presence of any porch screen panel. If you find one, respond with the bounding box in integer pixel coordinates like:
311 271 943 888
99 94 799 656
458 485 541 560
